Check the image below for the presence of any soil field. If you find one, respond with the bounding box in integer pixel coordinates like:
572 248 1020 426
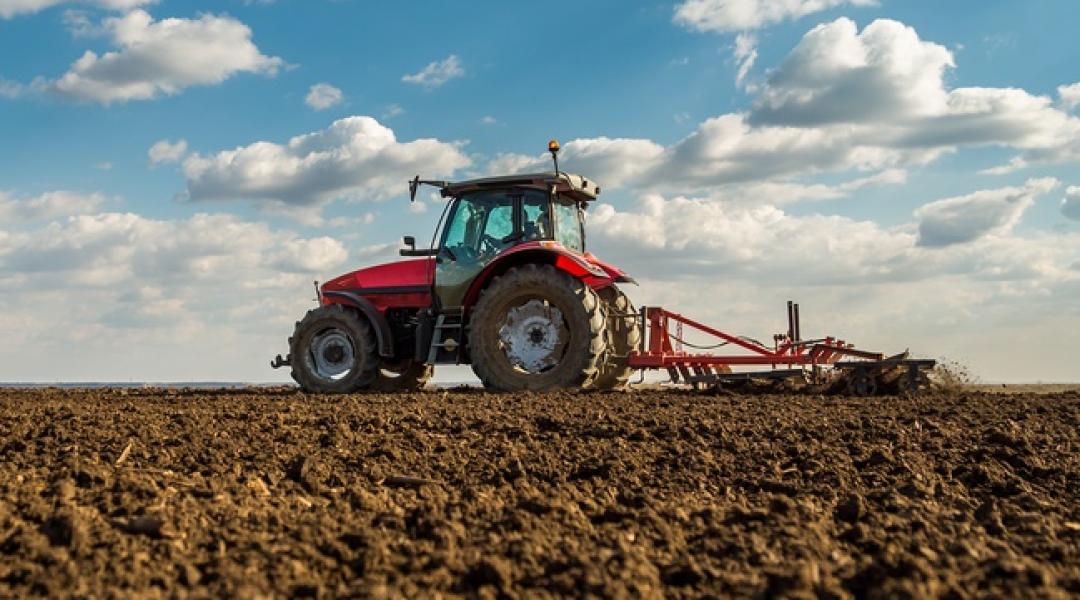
1 387 1078 599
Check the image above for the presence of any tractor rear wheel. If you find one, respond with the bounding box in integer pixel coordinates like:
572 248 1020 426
468 264 607 392
591 285 642 390
371 359 433 392
289 304 378 394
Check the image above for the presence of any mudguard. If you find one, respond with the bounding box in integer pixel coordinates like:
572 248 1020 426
460 242 623 309
320 290 395 357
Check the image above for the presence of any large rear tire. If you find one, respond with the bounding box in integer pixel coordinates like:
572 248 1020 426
289 304 378 394
468 264 607 392
592 285 642 390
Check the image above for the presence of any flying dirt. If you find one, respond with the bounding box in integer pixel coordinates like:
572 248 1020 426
1 387 1077 597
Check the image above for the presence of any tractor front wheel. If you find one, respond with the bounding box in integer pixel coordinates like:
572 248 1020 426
468 264 607 392
289 304 379 394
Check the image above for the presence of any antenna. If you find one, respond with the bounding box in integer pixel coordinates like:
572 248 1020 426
548 139 561 175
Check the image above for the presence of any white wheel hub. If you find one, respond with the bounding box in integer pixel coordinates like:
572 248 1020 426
311 329 354 379
498 299 566 374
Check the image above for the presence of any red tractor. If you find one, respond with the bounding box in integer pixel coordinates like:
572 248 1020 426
273 141 642 393
273 140 935 395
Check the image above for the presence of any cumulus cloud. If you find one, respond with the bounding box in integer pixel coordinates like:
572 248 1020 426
588 187 1077 297
915 178 1059 247
1060 83 1080 111
0 190 107 221
181 116 470 207
46 10 282 104
148 138 187 165
401 55 464 89
0 209 362 380
0 0 153 19
305 82 343 111
1062 186 1080 221
673 0 876 32
0 212 348 296
752 18 954 126
510 19 1080 195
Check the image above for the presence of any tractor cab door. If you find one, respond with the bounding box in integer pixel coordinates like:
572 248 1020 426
435 189 550 309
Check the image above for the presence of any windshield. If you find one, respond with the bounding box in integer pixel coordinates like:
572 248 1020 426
553 199 584 253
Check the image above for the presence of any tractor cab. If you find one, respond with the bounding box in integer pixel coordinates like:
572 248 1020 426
419 171 601 309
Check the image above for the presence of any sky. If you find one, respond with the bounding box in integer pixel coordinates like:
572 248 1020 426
1 0 1078 383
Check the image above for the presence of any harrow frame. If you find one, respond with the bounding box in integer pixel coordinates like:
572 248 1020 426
626 303 935 395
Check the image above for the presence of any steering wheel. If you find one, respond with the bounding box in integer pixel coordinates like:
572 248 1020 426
479 234 502 255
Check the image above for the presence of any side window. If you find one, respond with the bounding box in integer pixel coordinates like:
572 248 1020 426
522 192 551 241
442 191 515 260
554 199 584 252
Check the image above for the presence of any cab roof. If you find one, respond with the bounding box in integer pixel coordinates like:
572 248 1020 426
442 172 601 202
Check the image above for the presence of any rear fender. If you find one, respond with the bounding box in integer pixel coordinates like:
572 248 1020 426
320 291 395 357
461 246 614 309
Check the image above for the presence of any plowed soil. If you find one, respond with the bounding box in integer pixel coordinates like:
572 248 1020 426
1 387 1078 599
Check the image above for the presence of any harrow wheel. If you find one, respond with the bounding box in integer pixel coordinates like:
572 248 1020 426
468 264 607 392
289 305 378 394
845 367 878 397
591 285 642 390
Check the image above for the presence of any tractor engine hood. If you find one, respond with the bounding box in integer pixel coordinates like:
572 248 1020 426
321 258 434 295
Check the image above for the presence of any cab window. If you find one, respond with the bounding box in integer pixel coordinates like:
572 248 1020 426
442 191 515 261
553 199 584 252
522 191 551 241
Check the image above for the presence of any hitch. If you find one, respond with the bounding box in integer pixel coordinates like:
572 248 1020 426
270 354 291 369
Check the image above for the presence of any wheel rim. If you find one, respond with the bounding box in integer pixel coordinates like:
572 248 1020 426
498 299 567 374
310 328 355 380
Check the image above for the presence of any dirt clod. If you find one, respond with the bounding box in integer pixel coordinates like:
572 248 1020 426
0 386 1078 597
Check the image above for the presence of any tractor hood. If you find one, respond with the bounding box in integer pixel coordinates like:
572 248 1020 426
321 258 434 294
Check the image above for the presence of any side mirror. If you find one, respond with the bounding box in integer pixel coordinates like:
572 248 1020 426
400 235 438 257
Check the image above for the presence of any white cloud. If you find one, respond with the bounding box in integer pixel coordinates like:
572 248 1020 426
181 116 471 207
0 0 153 19
752 18 954 126
382 103 405 119
480 115 497 125
484 137 665 185
148 138 187 165
0 78 23 98
0 210 361 380
0 190 107 221
673 0 876 32
915 177 1059 247
401 54 464 89
588 185 1078 287
1060 83 1080 111
511 19 1080 195
46 10 282 104
1063 186 1080 221
305 82 343 111
733 33 757 88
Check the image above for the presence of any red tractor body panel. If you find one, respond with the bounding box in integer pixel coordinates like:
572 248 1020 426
320 258 434 312
459 241 621 309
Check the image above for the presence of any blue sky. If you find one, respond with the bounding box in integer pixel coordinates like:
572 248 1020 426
1 0 1078 382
